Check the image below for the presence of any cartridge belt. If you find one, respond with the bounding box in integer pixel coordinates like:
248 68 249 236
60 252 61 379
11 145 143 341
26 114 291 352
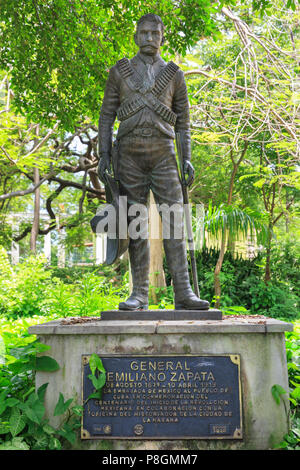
117 94 177 126
131 128 164 137
116 58 179 126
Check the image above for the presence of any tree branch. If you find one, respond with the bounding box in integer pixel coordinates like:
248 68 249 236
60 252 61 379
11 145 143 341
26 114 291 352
0 172 54 201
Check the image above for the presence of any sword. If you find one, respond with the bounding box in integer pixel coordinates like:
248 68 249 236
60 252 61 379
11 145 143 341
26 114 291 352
175 132 200 298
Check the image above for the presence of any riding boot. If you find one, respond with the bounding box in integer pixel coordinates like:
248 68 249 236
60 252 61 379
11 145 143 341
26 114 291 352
119 237 149 310
163 238 210 310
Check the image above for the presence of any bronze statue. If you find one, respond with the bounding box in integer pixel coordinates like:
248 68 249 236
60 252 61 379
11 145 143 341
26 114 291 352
98 13 209 311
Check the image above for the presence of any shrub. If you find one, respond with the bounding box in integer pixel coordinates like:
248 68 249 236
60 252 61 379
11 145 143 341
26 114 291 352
0 252 52 318
163 247 299 318
274 324 300 449
0 316 82 449
0 248 129 319
249 280 299 320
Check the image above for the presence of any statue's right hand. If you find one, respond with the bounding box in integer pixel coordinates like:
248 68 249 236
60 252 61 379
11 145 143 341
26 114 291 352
97 153 111 183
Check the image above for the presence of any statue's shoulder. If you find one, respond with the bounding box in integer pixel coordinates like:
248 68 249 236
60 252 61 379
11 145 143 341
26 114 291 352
156 60 183 86
108 56 133 75
115 57 132 75
158 58 182 80
170 62 185 84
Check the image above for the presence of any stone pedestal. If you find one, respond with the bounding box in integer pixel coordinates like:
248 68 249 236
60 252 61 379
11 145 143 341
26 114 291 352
28 315 293 450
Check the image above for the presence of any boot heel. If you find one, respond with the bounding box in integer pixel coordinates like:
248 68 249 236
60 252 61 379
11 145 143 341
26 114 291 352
174 304 184 310
139 304 149 311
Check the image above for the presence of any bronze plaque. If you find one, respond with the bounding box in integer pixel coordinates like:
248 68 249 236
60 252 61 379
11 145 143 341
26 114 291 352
81 355 242 440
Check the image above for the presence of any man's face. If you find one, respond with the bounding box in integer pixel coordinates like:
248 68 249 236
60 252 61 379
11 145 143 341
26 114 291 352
135 20 163 56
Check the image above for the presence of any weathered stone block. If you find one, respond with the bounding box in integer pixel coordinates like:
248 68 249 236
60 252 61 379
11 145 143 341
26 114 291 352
28 316 293 450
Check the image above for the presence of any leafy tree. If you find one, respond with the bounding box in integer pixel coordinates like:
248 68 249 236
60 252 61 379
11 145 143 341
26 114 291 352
0 0 223 130
0 0 299 296
203 203 268 306
0 77 105 251
0 0 293 130
183 1 299 301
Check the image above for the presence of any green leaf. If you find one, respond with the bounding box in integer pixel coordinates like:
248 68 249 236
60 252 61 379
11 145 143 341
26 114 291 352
37 383 49 402
0 437 29 450
32 432 49 450
9 408 27 437
49 436 62 450
43 423 55 435
0 402 7 415
35 356 60 372
87 390 103 400
289 397 297 406
23 387 36 400
87 373 100 389
54 393 73 416
71 405 83 416
19 403 39 425
0 421 10 434
0 390 8 402
57 427 76 445
290 387 300 400
19 393 45 425
31 400 45 424
6 398 20 407
271 384 286 405
88 372 106 390
89 354 106 375
7 360 34 374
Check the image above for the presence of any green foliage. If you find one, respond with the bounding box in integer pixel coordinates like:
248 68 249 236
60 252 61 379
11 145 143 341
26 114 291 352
249 280 299 320
86 354 107 401
271 384 287 405
0 248 129 319
62 213 96 254
272 325 300 450
0 321 81 449
185 246 299 318
179 247 264 307
49 260 128 284
54 393 73 417
1 0 288 130
0 0 223 130
0 252 52 318
270 235 300 298
203 202 269 247
42 271 129 317
0 384 81 450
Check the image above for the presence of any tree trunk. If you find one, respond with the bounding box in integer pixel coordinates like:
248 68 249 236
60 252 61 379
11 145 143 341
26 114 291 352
227 232 236 256
264 221 273 284
214 230 227 308
30 166 40 253
213 142 248 307
264 183 276 284
213 165 236 308
30 126 41 254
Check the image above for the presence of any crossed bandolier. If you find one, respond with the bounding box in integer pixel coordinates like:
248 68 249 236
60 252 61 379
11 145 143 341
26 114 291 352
116 57 178 127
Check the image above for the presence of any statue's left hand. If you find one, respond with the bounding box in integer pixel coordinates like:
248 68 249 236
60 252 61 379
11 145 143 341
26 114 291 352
97 153 111 183
183 160 195 187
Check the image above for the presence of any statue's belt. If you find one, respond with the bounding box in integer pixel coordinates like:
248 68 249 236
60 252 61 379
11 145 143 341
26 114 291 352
116 58 179 126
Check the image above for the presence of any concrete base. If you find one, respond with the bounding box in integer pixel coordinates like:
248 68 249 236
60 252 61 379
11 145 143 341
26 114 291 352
28 315 293 450
77 309 222 321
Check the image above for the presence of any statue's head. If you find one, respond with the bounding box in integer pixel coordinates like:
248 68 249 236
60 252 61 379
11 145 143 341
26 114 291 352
134 14 165 56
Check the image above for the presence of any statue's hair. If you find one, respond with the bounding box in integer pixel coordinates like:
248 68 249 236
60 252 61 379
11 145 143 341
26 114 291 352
136 14 165 32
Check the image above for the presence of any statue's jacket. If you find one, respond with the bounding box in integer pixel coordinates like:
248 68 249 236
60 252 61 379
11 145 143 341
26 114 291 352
98 52 191 160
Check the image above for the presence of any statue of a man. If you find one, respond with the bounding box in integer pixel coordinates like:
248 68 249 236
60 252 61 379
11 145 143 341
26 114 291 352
98 13 209 311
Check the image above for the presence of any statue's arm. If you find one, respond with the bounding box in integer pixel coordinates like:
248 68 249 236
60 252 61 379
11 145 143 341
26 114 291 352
98 67 120 180
172 70 194 186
